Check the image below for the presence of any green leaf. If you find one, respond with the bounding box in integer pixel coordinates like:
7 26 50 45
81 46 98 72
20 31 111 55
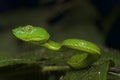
0 50 73 71
96 50 120 67
0 49 119 80
62 61 110 80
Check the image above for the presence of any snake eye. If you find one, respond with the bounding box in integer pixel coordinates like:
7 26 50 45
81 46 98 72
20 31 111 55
12 25 50 42
20 25 33 33
25 25 33 32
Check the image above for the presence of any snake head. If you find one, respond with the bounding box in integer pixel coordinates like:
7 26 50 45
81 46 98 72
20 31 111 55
12 25 50 43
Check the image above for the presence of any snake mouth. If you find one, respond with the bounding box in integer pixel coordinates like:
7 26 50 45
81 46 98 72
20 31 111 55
21 37 48 42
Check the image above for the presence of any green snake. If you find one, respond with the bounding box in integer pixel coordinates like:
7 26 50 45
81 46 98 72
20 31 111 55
12 25 101 69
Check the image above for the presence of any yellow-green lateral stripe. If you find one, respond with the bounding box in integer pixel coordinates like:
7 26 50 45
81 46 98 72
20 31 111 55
62 39 101 54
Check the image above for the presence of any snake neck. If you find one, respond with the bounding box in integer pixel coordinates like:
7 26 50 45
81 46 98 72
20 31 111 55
42 40 62 51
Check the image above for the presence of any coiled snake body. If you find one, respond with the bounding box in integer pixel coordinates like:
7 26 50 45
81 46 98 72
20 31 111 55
12 25 101 69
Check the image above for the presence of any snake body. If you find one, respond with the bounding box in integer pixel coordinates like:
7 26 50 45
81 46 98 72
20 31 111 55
12 25 101 69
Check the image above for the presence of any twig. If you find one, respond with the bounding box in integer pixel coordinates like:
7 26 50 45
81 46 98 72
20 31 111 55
42 65 120 77
42 65 70 71
109 67 120 73
108 72 120 77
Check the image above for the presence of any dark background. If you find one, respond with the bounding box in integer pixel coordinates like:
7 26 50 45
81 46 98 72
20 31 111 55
0 0 120 55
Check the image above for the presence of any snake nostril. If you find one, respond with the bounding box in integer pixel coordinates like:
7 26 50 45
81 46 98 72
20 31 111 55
21 29 25 32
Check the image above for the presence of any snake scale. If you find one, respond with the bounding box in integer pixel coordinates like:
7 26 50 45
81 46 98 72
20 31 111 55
12 25 101 69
